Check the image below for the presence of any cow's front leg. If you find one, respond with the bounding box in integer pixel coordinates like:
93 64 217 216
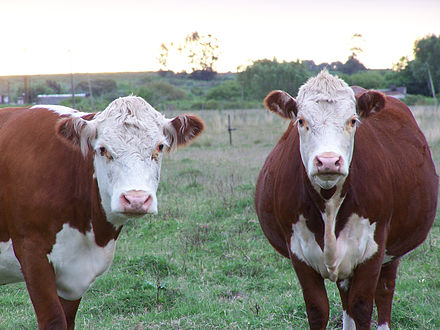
343 252 384 330
13 239 68 329
374 258 399 330
291 255 329 330
60 297 82 330
337 278 363 330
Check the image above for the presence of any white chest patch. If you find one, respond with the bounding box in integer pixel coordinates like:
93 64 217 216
47 224 116 300
0 240 23 284
290 213 378 281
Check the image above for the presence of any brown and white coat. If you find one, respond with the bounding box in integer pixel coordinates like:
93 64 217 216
0 96 204 329
255 71 438 329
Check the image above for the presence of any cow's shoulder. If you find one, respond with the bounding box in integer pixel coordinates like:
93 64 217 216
256 123 325 256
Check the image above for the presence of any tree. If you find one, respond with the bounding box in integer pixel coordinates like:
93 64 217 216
76 79 117 97
157 43 169 72
337 33 367 74
302 57 366 75
390 57 428 95
339 56 367 74
157 32 220 80
237 59 311 100
391 35 440 96
303 60 328 72
45 80 62 93
349 33 364 59
184 32 219 74
412 34 440 97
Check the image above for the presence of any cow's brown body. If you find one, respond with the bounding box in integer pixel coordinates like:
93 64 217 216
256 88 438 329
0 99 204 329
0 107 110 329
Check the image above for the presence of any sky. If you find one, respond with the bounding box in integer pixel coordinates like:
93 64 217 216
0 0 439 76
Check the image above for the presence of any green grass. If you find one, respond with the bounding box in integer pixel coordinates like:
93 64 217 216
0 108 439 329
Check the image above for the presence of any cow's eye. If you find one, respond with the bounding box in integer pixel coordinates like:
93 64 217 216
296 117 309 131
98 147 113 160
349 117 358 127
296 117 305 127
152 143 164 162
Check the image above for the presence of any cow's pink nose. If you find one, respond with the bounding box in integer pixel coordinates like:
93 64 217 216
120 190 152 213
314 152 343 174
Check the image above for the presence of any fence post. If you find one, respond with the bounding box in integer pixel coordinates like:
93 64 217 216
227 114 237 145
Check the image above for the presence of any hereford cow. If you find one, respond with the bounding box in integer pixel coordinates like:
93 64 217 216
255 70 438 329
0 96 204 329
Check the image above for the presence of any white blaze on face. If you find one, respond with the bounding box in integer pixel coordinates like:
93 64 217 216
55 96 204 227
91 97 169 225
295 71 358 190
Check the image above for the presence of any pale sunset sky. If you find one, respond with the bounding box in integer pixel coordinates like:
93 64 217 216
0 0 439 76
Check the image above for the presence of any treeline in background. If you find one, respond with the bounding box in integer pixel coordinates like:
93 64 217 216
0 34 438 112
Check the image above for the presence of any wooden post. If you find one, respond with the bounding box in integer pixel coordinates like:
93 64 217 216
70 72 76 108
227 114 236 146
427 65 437 107
87 74 95 110
24 76 28 104
28 76 31 103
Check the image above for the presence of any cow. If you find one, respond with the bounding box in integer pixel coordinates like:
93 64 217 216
0 96 204 329
255 70 438 330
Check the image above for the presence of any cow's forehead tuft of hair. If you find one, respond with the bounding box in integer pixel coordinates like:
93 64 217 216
297 70 355 105
95 96 167 130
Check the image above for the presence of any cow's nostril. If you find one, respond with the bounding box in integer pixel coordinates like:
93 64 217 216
122 194 131 205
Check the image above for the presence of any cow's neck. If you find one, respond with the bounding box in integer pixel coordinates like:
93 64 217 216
309 175 353 281
303 170 349 246
321 190 345 280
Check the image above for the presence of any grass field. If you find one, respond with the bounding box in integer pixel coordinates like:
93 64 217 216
0 106 439 329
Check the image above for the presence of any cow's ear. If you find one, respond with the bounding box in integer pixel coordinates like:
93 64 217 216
356 90 386 118
56 114 97 156
264 90 298 119
164 114 205 151
351 85 367 96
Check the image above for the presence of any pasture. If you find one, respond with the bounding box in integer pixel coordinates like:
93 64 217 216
0 106 439 329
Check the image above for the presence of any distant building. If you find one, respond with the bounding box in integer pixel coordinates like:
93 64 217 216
0 95 9 104
36 93 87 105
379 86 407 99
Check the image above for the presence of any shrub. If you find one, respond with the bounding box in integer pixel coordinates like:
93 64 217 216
341 71 387 89
205 80 241 101
76 79 117 96
137 81 186 106
403 94 437 105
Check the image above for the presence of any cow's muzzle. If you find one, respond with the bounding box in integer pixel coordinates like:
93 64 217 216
119 190 153 214
314 152 343 175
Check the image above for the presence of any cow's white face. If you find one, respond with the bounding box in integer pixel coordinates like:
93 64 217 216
296 93 358 190
92 113 165 225
264 70 362 191
57 96 204 226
